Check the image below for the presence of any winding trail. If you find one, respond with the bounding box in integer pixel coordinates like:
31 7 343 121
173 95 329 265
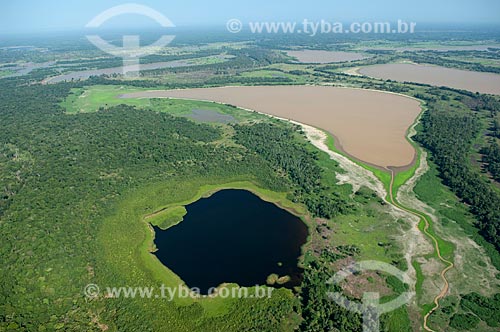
387 168 454 332
297 124 455 331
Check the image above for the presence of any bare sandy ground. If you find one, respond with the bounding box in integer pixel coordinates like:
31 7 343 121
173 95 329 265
398 151 500 298
122 86 422 168
299 124 431 320
343 67 363 76
286 50 369 63
359 63 500 95
300 125 388 198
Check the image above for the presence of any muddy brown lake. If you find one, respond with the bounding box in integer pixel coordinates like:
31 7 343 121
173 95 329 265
286 50 369 63
359 63 500 95
121 86 422 168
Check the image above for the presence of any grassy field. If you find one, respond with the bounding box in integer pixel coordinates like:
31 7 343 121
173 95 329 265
184 55 232 66
61 85 265 123
446 55 500 68
147 206 187 230
61 85 151 114
239 69 306 81
351 40 500 50
0 69 15 77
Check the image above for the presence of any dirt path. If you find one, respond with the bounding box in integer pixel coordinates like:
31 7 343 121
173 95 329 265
387 168 454 332
301 124 453 331
262 116 453 331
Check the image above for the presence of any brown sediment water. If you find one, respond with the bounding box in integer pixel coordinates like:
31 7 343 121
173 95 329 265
359 63 500 95
286 50 369 63
121 86 422 168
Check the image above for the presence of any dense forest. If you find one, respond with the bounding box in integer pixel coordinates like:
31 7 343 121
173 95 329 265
0 80 300 330
299 256 363 332
416 108 500 251
492 119 500 138
234 123 352 219
142 47 286 77
0 75 374 331
404 51 500 74
482 142 500 182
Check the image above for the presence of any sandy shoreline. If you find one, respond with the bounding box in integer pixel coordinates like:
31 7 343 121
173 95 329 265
121 85 422 168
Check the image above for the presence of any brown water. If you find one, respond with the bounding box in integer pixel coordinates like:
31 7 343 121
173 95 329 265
121 86 422 168
359 63 500 95
43 60 196 84
185 109 237 124
42 55 230 84
361 45 500 52
286 50 369 63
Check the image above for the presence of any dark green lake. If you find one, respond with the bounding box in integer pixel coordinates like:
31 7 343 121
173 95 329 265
153 189 308 294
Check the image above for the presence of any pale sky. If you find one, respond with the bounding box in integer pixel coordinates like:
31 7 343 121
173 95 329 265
1 0 500 34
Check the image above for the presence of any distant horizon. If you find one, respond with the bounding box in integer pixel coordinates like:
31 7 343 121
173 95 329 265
1 21 500 38
2 0 500 35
